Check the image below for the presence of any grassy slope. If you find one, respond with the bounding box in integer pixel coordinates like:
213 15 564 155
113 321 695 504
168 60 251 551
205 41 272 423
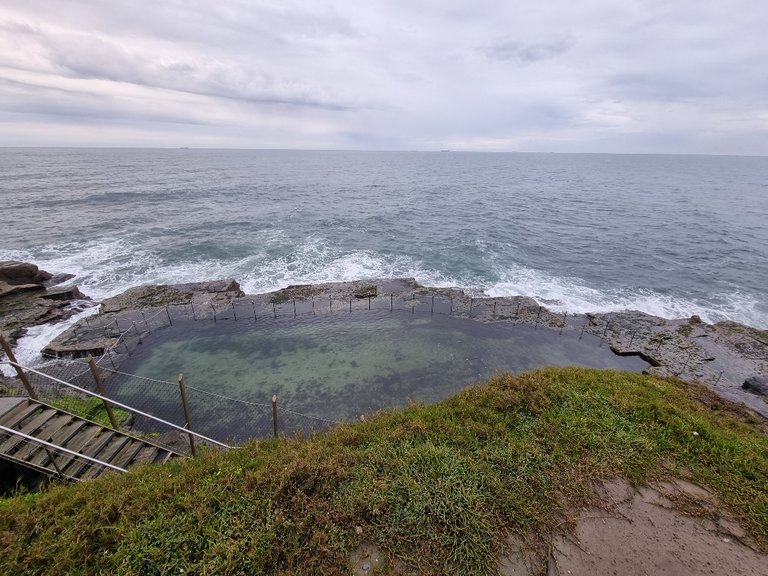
1 367 766 576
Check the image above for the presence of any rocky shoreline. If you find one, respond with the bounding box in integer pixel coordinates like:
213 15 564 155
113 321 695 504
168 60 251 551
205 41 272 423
1 261 766 418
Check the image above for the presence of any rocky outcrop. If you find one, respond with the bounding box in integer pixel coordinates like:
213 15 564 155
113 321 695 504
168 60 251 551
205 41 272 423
0 261 90 345
743 376 768 397
43 279 245 357
100 279 244 313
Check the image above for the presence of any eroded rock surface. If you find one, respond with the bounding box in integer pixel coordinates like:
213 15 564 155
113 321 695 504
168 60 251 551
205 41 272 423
0 261 89 346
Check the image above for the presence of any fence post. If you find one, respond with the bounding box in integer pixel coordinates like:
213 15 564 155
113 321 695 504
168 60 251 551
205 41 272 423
87 355 119 430
450 298 453 315
232 302 238 321
469 298 474 317
629 331 636 348
580 317 588 339
272 394 279 438
312 297 315 315
431 295 435 314
251 300 257 321
163 305 172 326
0 335 38 400
349 296 352 313
515 302 521 324
493 300 496 317
534 306 542 329
177 373 196 457
390 294 393 312
212 304 217 323
293 299 297 317
190 302 197 320
368 295 372 311
602 321 610 337
559 311 567 335
141 311 151 333
329 296 333 314
273 302 277 318
714 371 723 385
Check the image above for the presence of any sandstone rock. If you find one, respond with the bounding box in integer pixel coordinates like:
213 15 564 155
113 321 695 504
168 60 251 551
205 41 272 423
100 279 244 313
0 261 53 286
742 376 768 397
0 262 90 346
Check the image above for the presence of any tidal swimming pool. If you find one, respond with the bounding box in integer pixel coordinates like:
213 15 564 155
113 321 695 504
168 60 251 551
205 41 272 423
113 310 648 441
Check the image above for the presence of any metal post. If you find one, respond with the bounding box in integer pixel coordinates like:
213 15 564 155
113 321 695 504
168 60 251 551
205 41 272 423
272 394 279 438
273 302 277 318
251 300 257 321
312 297 315 315
560 311 567 335
580 317 588 339
141 311 150 333
232 302 238 321
107 350 117 371
629 331 636 348
177 373 196 457
368 295 372 311
87 355 118 430
165 305 173 326
493 300 497 317
132 322 140 338
602 321 610 337
349 296 352 313
469 298 474 317
211 304 217 323
714 371 723 385
515 302 521 323
0 335 38 400
450 298 453 315
656 339 663 353
190 302 197 321
534 306 542 329
114 318 121 332
293 299 297 317
329 296 333 313
431 295 435 314
390 293 393 312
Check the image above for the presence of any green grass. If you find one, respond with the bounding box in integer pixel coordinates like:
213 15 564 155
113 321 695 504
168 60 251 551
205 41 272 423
46 396 131 429
1 368 766 575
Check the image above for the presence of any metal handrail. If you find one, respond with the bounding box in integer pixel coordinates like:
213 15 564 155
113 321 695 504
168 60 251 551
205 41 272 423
5 361 232 450
0 424 128 474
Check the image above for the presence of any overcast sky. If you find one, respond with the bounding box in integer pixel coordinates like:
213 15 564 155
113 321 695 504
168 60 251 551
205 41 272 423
1 1 767 154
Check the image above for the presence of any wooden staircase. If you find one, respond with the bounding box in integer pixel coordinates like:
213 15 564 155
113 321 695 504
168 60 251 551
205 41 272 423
0 397 182 482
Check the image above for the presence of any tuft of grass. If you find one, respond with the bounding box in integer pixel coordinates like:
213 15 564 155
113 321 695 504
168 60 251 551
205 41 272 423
0 368 766 575
47 396 131 429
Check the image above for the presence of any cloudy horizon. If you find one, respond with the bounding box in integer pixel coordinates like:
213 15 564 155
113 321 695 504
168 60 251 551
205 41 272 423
1 1 767 155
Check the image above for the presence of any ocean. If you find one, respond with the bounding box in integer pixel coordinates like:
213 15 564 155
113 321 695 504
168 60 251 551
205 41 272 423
2 148 767 332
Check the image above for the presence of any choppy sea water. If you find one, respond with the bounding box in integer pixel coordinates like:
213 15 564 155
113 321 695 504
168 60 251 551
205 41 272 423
2 148 767 333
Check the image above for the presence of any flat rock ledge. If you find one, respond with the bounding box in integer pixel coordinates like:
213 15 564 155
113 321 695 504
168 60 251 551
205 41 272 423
3 265 766 420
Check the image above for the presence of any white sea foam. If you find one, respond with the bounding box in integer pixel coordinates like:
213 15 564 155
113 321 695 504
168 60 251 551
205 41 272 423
487 264 766 328
0 305 98 377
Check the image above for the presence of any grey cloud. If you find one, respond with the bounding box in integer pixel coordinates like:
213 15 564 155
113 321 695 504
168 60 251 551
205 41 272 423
482 39 572 64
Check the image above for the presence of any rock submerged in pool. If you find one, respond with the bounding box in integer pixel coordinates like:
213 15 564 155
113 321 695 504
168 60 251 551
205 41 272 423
742 376 768 397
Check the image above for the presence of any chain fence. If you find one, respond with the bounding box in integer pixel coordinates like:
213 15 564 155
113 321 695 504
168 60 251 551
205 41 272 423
1 291 747 458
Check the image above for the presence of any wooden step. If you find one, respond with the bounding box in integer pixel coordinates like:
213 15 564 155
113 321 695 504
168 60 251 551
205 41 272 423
13 414 73 462
0 401 41 429
130 445 161 467
0 409 57 454
28 418 86 468
0 398 185 482
55 426 112 476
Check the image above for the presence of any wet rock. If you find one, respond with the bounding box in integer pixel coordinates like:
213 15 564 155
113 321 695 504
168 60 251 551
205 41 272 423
742 376 768 397
101 279 244 313
0 261 53 285
0 262 90 346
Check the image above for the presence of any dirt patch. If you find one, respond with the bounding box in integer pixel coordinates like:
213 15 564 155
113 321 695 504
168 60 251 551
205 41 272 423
549 478 768 576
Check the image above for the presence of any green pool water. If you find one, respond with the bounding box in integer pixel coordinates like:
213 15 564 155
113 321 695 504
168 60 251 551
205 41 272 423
112 310 647 441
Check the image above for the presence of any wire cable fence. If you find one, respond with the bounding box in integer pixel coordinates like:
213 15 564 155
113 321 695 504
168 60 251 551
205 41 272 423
3 291 745 456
